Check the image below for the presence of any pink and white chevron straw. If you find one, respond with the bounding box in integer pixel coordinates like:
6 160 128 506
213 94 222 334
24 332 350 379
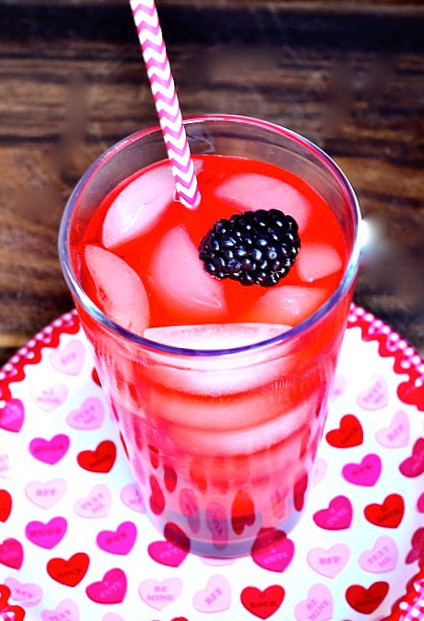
130 0 201 209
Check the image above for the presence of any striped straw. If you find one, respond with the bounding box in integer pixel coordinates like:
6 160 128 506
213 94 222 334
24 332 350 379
130 0 201 209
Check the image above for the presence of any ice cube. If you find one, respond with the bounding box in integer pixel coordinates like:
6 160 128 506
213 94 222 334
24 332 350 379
84 244 150 335
144 323 291 350
148 225 227 323
297 242 343 282
143 323 293 396
102 163 175 249
246 285 327 326
215 173 312 231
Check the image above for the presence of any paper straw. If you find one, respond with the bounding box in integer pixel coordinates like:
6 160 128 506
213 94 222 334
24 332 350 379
130 0 201 209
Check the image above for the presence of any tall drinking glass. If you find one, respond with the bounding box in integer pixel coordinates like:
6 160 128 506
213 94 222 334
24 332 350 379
59 115 361 557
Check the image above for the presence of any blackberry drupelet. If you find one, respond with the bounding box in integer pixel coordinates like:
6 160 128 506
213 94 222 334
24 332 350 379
199 208 301 287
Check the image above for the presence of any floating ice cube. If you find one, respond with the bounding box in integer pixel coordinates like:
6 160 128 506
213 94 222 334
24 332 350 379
247 285 327 326
215 173 312 231
144 323 291 350
297 242 343 282
102 163 175 249
148 225 227 323
84 244 150 335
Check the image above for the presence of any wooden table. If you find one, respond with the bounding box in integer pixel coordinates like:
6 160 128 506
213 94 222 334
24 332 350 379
0 0 423 366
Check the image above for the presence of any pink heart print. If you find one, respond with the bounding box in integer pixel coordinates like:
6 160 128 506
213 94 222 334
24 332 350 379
294 584 334 621
0 538 24 569
342 453 382 486
86 568 127 604
356 374 389 410
29 434 70 465
66 397 104 430
307 543 350 578
313 496 353 530
399 438 424 478
0 398 24 433
74 484 111 518
251 527 295 573
25 516 67 549
139 577 183 611
192 574 232 613
375 410 410 448
96 521 137 555
120 483 145 514
49 339 85 376
25 478 67 509
4 577 43 607
148 540 188 568
358 536 398 573
32 383 69 412
41 598 80 621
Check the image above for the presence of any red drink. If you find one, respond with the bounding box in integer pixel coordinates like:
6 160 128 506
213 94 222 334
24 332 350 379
60 116 360 556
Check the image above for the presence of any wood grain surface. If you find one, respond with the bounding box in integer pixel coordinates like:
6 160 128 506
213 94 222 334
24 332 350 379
0 1 423 365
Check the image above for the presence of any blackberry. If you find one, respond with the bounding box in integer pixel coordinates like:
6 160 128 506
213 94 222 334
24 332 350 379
199 208 301 287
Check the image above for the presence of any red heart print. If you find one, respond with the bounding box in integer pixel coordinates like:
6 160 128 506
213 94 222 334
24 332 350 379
251 528 295 573
231 489 256 535
345 581 389 614
364 493 404 528
0 585 25 621
405 528 424 564
46 552 89 586
0 489 12 522
96 521 137 555
164 522 191 552
399 438 424 478
77 440 116 473
325 414 363 448
0 538 24 569
164 464 177 493
91 367 102 386
0 398 24 433
86 568 127 604
240 585 285 619
398 375 424 411
149 475 165 515
293 472 308 511
313 495 353 530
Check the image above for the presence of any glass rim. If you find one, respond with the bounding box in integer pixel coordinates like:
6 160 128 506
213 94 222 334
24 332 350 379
58 114 362 357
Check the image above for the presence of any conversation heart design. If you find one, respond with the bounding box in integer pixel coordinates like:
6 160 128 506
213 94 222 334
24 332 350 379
357 374 389 410
358 536 398 573
86 568 127 604
29 434 70 465
0 398 24 432
313 496 353 530
180 488 200 533
364 494 405 528
193 574 231 613
231 489 256 535
139 577 183 611
120 482 145 514
96 521 137 555
148 540 188 568
149 474 165 515
77 440 116 473
325 414 363 448
25 516 67 549
294 584 333 621
50 339 85 376
25 478 67 509
206 502 229 552
345 581 389 614
32 383 69 412
375 409 410 448
46 552 89 587
307 543 350 578
399 437 424 478
405 528 424 564
0 489 12 521
74 484 111 518
251 527 295 573
41 598 80 621
397 374 424 411
0 584 26 621
164 464 178 493
4 577 43 607
342 453 382 486
66 396 104 430
240 584 285 619
0 538 24 569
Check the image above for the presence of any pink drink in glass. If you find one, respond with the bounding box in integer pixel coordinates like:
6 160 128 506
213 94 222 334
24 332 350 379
59 115 360 557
